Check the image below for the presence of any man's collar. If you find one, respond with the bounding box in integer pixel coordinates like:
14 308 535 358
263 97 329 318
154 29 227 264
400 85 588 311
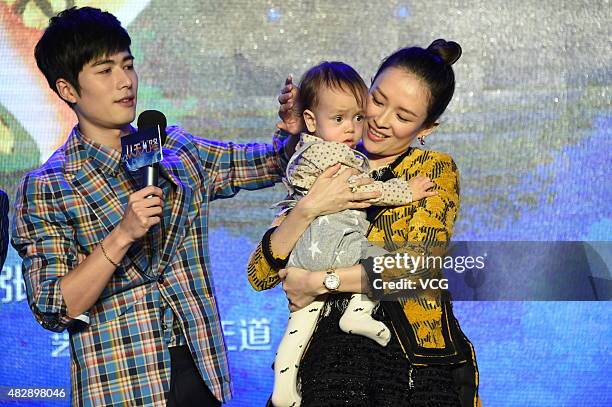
74 126 134 176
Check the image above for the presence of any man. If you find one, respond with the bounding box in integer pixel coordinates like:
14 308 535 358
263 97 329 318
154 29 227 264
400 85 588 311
0 189 8 269
11 7 294 406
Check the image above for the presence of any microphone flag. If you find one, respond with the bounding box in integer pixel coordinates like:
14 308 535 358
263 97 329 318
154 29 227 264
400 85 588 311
120 126 163 172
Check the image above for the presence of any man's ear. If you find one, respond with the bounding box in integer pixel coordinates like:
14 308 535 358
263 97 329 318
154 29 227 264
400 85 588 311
55 78 78 105
303 109 317 133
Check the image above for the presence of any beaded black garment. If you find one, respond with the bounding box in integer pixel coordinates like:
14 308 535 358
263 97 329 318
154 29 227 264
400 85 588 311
297 293 461 407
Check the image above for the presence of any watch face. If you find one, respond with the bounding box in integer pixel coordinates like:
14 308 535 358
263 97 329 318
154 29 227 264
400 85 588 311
325 273 340 290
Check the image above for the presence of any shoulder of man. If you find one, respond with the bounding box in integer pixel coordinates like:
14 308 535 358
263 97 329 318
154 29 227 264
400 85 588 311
161 125 206 163
21 144 70 187
164 125 191 145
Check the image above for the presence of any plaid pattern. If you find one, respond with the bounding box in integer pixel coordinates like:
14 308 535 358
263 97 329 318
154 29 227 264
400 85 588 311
12 125 291 406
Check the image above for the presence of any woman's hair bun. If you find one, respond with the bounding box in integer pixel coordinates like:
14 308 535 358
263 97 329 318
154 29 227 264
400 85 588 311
427 39 462 66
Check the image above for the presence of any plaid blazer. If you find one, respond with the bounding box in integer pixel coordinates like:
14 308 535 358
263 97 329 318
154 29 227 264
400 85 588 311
12 126 291 406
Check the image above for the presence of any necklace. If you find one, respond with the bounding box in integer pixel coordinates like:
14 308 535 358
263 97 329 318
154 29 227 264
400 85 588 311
369 147 414 181
370 165 392 181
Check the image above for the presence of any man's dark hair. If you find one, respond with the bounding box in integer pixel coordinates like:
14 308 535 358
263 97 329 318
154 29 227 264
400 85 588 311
34 7 131 101
298 61 368 112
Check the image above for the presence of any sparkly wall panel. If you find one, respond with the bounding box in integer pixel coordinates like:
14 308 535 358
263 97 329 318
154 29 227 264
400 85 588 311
0 1 610 406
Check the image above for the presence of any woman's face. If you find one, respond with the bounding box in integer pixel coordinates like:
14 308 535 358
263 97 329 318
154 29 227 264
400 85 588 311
362 67 435 161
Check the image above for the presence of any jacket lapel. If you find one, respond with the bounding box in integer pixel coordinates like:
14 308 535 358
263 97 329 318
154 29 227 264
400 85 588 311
65 130 150 274
156 149 193 275
64 130 194 276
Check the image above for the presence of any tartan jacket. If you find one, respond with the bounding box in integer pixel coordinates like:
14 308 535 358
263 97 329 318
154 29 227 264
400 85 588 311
12 125 291 406
248 146 480 407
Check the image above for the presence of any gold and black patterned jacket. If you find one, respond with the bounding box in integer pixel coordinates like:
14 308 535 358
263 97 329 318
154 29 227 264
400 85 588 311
247 147 480 407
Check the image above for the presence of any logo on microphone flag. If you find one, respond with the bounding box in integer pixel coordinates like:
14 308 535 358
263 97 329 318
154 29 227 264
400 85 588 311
120 126 163 172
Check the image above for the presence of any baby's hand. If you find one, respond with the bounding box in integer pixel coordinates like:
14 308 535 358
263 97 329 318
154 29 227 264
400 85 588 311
408 176 438 201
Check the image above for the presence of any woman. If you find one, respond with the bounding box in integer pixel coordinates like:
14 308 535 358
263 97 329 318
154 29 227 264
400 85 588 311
248 39 480 406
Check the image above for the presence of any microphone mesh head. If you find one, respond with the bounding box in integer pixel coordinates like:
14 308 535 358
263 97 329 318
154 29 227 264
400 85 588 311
137 110 167 144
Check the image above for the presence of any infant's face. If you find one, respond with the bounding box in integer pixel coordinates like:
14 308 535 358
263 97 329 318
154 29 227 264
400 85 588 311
311 87 365 149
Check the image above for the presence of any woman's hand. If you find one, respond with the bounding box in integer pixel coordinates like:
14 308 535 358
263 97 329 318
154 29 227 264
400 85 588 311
266 164 378 260
278 267 326 312
294 164 382 220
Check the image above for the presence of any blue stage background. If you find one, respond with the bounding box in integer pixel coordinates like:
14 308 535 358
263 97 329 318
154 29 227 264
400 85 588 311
0 1 610 406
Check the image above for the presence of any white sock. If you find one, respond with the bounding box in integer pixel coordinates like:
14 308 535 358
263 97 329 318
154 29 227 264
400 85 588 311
339 294 390 347
272 300 324 407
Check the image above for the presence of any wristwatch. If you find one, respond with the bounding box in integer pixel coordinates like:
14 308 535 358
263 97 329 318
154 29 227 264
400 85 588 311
323 268 340 292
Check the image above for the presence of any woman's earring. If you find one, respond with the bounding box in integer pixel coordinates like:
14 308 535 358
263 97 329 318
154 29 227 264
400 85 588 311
418 136 426 146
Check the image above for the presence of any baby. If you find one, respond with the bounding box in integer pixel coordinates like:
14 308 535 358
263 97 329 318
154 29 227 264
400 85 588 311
271 61 435 407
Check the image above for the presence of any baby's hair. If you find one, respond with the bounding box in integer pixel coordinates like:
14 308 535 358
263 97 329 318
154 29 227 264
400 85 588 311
298 61 368 112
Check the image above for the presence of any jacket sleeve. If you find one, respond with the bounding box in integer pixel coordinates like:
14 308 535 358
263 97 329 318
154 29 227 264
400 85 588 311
353 177 414 206
287 141 365 191
193 129 294 200
298 142 415 206
247 214 288 291
10 173 80 332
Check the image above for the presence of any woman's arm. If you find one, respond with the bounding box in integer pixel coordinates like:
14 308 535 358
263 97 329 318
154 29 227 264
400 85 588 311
271 163 380 257
247 164 381 291
280 152 460 307
279 264 368 311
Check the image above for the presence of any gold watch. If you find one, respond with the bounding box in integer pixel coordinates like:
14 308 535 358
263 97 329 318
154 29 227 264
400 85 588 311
323 268 340 292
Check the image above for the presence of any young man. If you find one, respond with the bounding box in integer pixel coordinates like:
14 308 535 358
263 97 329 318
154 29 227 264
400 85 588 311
11 7 295 406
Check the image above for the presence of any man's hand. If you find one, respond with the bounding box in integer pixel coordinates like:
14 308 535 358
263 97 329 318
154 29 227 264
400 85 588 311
115 186 163 244
277 75 304 135
59 186 163 318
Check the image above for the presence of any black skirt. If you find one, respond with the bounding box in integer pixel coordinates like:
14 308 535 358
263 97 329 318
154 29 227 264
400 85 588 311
297 293 461 407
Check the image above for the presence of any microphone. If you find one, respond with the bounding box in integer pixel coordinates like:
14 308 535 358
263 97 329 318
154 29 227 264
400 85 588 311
137 110 167 190
133 111 167 275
